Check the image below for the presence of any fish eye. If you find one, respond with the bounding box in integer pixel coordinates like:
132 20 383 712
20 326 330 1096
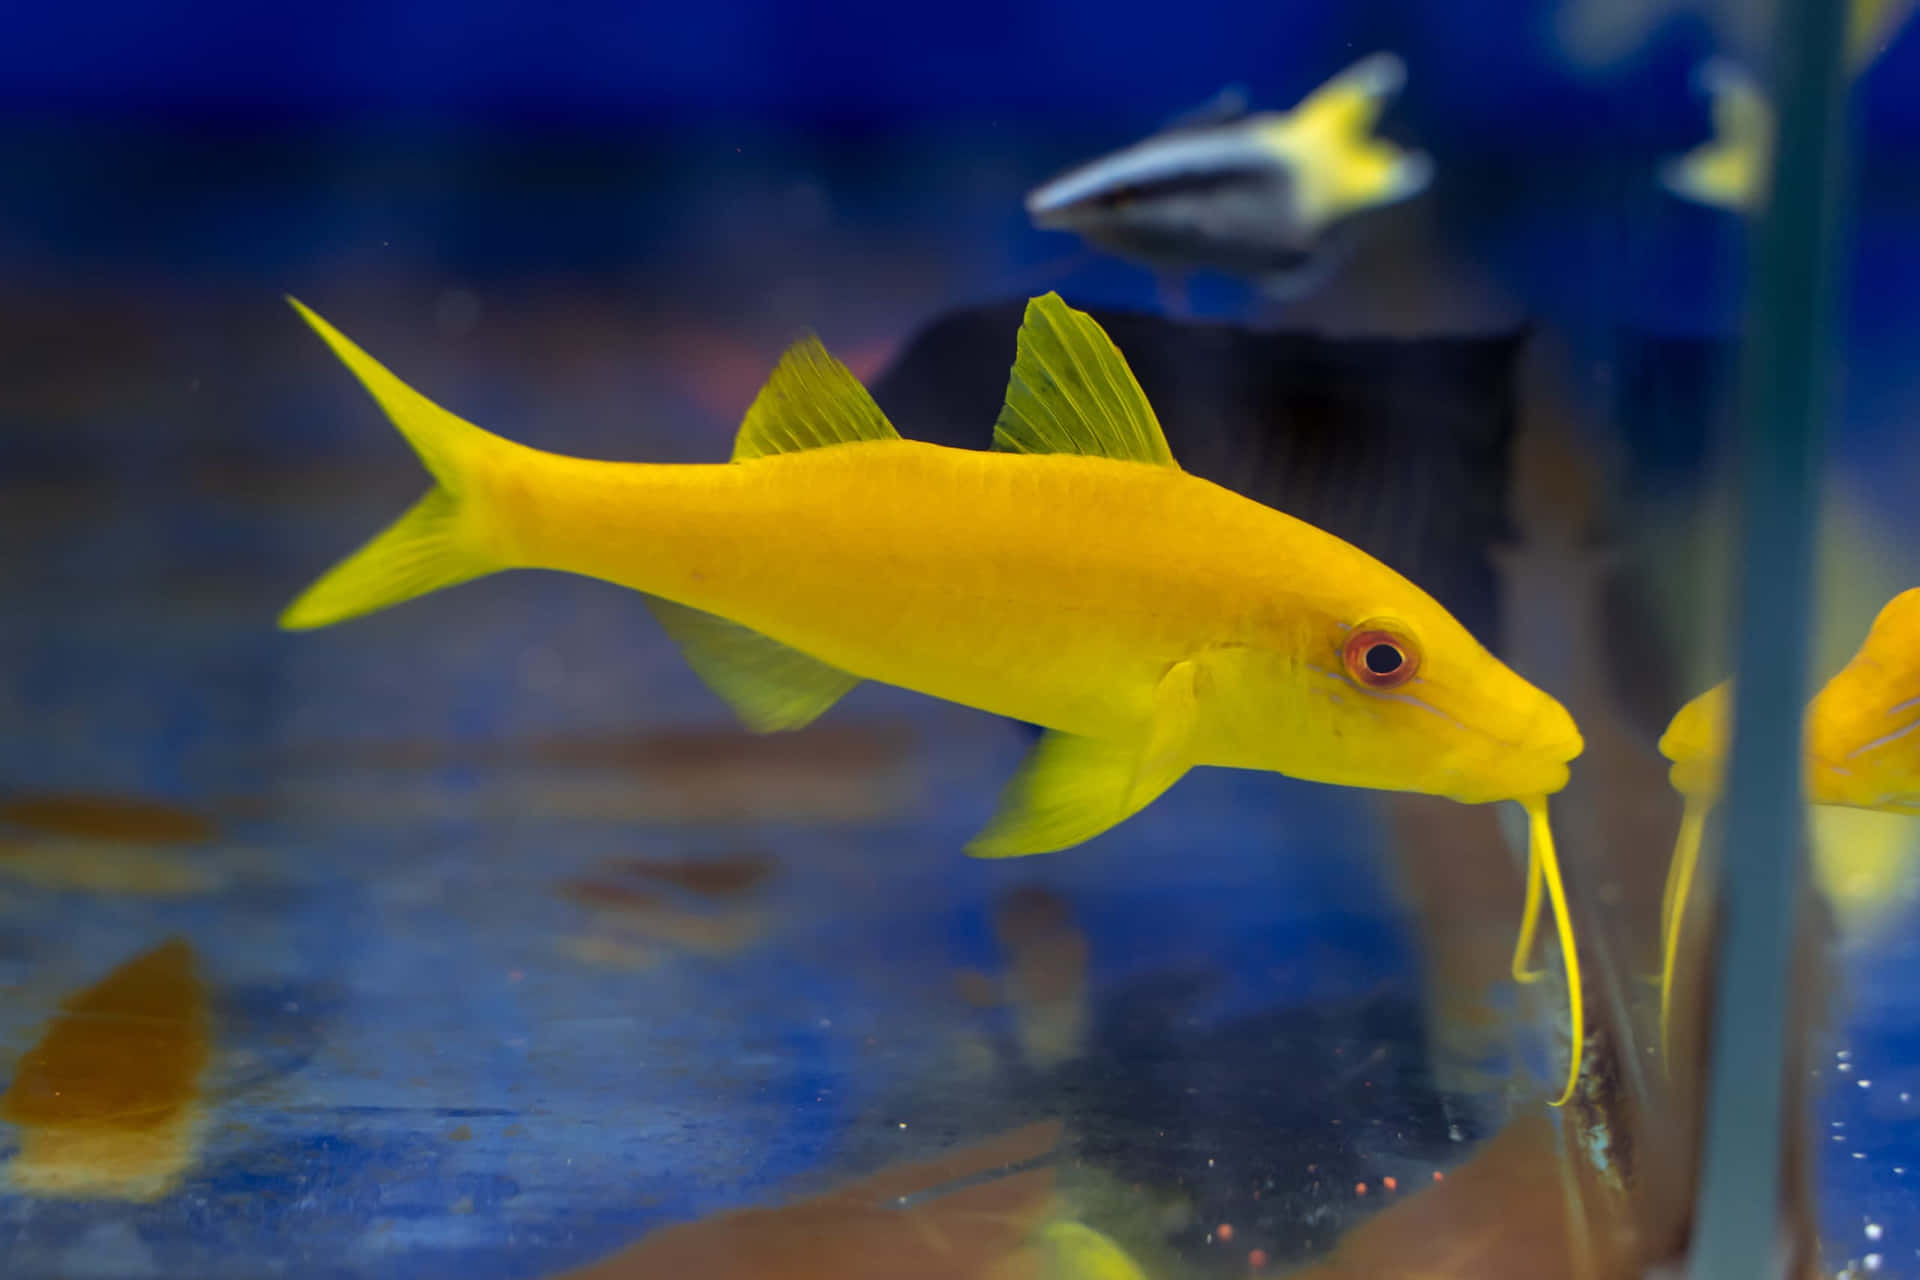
1342 625 1419 690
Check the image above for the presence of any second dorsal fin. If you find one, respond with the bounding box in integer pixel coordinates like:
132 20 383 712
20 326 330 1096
992 293 1179 468
732 337 900 461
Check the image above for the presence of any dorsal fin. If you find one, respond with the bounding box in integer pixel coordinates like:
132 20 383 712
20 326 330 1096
992 293 1179 468
732 337 900 461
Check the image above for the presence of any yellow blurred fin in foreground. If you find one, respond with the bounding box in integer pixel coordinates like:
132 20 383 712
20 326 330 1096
1659 588 1920 1059
1255 52 1433 233
1037 1221 1151 1280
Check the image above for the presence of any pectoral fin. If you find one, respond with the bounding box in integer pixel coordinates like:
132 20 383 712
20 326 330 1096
968 661 1198 858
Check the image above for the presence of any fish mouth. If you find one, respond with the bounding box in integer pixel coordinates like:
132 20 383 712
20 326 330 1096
1526 697 1585 764
1504 754 1574 801
1466 704 1582 802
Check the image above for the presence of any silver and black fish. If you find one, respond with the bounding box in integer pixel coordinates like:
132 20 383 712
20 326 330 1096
1024 54 1432 298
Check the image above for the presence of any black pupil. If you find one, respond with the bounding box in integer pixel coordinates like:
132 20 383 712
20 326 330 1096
1364 643 1403 676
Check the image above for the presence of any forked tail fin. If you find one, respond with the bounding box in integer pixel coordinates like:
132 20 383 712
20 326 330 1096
278 298 518 630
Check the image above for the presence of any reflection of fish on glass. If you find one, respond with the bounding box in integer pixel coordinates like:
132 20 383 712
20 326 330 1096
1024 54 1432 301
278 291 1591 1096
1658 586 1920 1054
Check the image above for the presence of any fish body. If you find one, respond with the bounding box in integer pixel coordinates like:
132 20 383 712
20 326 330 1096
1025 54 1431 296
283 291 1588 1100
438 441 1560 798
1805 587 1920 811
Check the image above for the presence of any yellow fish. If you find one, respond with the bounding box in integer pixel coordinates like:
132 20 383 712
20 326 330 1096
1658 586 1920 1053
1660 59 1773 214
281 291 1587 1100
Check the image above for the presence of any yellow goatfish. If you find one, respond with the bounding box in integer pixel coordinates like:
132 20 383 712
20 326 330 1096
280 292 1586 1100
1658 586 1920 1054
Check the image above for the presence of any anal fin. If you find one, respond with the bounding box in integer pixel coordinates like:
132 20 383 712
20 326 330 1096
646 597 861 733
968 661 1198 857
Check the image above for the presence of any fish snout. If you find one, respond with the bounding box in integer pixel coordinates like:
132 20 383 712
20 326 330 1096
1528 696 1585 765
1453 694 1582 803
1511 695 1584 796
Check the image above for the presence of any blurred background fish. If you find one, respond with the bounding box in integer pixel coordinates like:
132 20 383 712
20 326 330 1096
1660 2 1916 212
1661 58 1773 212
1024 54 1432 304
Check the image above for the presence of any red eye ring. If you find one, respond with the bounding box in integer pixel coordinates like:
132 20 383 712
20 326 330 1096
1343 627 1419 690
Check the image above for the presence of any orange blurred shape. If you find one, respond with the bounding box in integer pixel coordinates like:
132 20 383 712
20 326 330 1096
612 854 776 898
1 938 212 1201
1294 1116 1637 1279
553 1120 1064 1280
0 793 214 845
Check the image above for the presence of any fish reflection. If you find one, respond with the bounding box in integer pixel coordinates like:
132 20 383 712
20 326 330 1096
559 852 775 964
265 724 921 825
1026 54 1431 299
0 792 214 844
1 938 212 1201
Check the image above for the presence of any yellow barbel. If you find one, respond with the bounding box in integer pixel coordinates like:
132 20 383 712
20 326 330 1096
1659 587 1920 1055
